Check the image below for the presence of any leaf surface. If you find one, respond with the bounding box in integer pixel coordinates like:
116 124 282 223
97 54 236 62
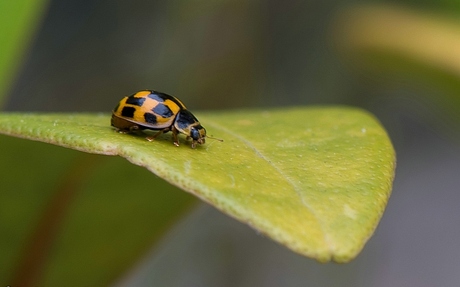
0 107 395 262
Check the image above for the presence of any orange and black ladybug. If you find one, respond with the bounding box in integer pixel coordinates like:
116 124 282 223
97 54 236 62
111 90 220 148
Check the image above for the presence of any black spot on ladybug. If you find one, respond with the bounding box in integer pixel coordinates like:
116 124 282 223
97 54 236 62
153 103 173 118
175 110 198 130
144 113 157 124
126 96 146 106
148 92 164 102
121 106 136 118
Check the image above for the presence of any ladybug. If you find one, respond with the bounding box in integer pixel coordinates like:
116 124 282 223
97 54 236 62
111 90 218 148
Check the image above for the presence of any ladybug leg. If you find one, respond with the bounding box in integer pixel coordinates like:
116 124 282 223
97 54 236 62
127 126 140 134
172 127 180 147
185 135 197 148
145 128 169 142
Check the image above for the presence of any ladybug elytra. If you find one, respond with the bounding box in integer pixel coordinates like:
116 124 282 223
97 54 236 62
111 90 216 148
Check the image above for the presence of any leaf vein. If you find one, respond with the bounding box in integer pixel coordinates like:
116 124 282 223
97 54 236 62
205 121 332 251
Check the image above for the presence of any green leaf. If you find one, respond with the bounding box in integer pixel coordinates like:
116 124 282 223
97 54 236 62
0 107 396 263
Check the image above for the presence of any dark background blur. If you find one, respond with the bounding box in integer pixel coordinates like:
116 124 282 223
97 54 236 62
4 0 460 286
5 0 360 112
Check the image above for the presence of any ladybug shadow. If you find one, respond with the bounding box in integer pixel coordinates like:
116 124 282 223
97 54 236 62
117 128 204 149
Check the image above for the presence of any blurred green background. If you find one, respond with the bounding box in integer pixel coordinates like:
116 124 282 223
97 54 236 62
1 0 460 286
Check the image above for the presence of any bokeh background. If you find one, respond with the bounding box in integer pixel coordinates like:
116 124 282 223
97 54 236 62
2 0 460 286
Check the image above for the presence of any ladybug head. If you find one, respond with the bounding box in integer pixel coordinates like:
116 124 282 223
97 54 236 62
190 125 206 148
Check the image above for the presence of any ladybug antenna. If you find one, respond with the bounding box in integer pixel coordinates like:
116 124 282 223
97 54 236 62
206 135 223 142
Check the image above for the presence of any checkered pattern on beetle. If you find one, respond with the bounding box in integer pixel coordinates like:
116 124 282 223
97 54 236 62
111 90 220 148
